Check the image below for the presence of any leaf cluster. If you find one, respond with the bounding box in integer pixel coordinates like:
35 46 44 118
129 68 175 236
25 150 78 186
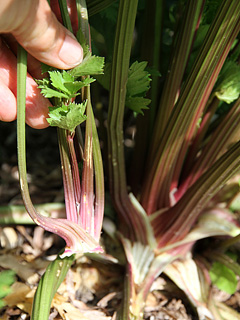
96 61 152 115
37 52 104 132
38 71 94 99
47 102 87 132
126 61 151 115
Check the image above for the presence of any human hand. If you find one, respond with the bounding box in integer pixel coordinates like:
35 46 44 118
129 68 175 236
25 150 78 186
0 0 83 128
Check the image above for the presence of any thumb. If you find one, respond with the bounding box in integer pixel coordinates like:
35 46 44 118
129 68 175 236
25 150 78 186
1 0 83 69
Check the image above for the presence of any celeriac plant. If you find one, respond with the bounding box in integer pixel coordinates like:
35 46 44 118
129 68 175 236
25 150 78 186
104 0 240 319
15 0 240 319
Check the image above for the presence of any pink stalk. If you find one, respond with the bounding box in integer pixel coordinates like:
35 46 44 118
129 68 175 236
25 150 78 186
67 131 81 205
79 99 94 236
141 1 240 213
176 97 240 201
58 128 78 224
156 140 240 247
178 97 220 181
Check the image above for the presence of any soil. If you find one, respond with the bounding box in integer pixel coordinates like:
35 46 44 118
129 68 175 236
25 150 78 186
0 121 239 320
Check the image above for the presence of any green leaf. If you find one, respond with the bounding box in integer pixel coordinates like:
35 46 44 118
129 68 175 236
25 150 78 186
127 61 151 97
0 270 16 302
125 97 151 115
64 77 96 93
39 87 69 99
96 61 152 115
37 77 69 99
210 261 238 294
38 71 95 99
36 77 49 88
32 250 74 320
49 70 73 93
47 102 87 132
214 60 240 103
70 52 105 77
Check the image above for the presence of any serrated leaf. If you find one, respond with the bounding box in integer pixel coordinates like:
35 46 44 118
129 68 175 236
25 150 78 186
146 66 161 77
36 78 50 87
125 97 151 115
49 71 72 95
47 102 87 132
70 52 104 77
127 61 151 97
64 77 95 93
39 87 69 99
62 70 74 82
210 261 238 294
37 77 69 99
38 70 93 99
96 62 152 114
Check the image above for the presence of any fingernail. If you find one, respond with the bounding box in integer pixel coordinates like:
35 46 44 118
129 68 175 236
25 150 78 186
59 34 83 67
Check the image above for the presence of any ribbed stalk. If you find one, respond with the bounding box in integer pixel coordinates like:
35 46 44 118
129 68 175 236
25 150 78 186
107 0 148 244
58 128 78 223
129 0 163 193
79 96 94 234
141 0 240 213
149 0 205 160
156 140 240 247
177 97 240 199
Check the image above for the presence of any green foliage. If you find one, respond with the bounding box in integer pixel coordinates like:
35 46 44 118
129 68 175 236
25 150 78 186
37 50 104 132
214 60 240 103
70 52 104 77
0 270 16 308
209 261 238 294
38 72 95 99
38 80 69 99
96 61 151 114
32 251 74 320
47 102 87 132
125 61 151 114
125 97 150 115
127 61 151 97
